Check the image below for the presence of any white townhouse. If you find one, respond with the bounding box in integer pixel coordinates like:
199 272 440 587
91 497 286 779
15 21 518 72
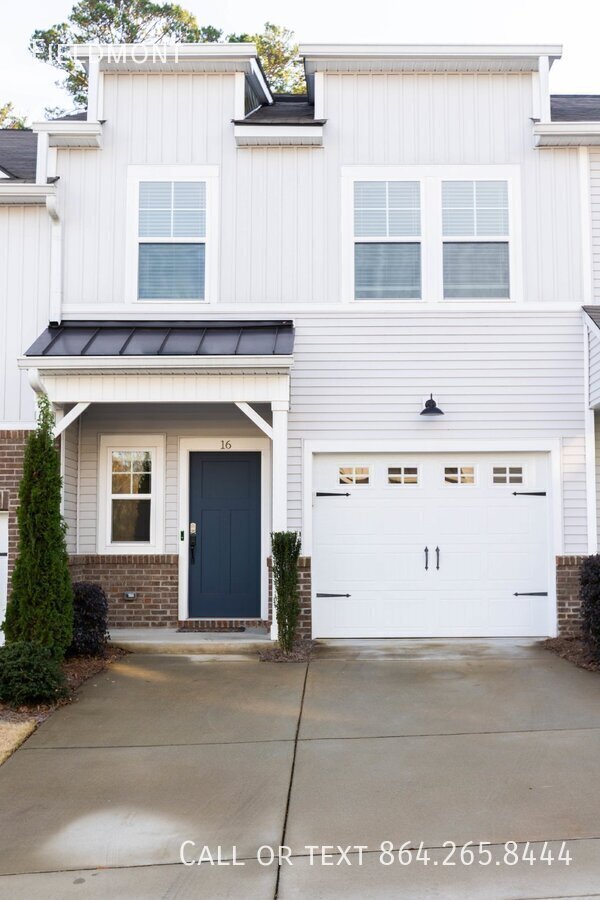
1 42 600 640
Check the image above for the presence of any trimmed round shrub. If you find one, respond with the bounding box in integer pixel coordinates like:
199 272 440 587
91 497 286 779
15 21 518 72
67 582 109 658
581 554 600 659
0 641 68 707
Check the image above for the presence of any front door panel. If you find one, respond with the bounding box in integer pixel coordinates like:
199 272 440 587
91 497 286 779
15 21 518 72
188 452 261 618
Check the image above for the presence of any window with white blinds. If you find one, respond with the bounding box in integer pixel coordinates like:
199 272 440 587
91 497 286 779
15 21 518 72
138 181 206 300
442 180 509 298
354 181 421 299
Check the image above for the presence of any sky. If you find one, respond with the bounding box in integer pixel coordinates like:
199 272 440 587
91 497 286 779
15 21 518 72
2 0 599 120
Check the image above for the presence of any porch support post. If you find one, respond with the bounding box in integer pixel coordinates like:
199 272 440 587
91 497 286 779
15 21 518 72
270 400 289 640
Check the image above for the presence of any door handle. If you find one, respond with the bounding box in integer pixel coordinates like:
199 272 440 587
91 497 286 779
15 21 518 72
424 547 429 571
435 547 440 570
189 522 197 564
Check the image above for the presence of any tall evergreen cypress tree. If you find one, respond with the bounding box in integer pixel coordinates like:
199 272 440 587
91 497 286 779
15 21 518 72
3 395 73 658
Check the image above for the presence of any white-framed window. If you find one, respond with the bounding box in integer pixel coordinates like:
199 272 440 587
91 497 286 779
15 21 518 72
342 165 520 303
98 435 165 553
126 166 218 303
339 465 370 485
388 466 419 485
354 181 421 299
444 465 476 485
493 465 524 485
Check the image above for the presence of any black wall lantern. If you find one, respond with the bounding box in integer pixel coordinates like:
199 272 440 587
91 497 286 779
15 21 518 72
420 394 444 416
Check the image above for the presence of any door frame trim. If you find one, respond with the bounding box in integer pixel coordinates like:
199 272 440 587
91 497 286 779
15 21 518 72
178 437 271 621
303 439 562 638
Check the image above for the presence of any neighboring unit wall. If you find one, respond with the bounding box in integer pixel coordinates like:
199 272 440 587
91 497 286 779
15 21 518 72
288 310 588 554
591 150 600 301
0 206 52 424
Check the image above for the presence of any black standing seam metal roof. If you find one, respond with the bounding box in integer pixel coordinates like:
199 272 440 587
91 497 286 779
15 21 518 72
584 307 600 329
26 321 295 358
233 95 325 126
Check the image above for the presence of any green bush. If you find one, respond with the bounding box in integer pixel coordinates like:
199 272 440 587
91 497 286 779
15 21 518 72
581 555 600 659
0 641 68 707
271 531 302 654
67 582 109 657
3 394 73 659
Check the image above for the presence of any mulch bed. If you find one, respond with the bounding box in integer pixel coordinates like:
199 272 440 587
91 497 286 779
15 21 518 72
544 636 600 672
0 647 128 727
258 638 315 663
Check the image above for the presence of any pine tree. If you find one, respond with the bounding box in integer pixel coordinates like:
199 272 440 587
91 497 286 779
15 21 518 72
3 395 73 658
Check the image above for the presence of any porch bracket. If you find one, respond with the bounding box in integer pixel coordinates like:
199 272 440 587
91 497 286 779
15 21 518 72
234 401 274 440
53 402 90 439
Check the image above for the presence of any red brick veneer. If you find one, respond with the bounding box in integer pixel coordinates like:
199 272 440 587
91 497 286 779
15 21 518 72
556 555 586 636
0 430 29 583
68 554 179 628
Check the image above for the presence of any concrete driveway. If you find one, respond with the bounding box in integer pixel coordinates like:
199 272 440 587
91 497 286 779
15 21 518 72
1 640 600 898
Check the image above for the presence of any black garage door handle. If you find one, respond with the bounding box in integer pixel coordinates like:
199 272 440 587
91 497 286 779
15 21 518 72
316 593 351 598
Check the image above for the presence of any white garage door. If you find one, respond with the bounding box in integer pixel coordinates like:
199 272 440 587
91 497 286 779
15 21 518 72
0 513 7 646
312 453 551 638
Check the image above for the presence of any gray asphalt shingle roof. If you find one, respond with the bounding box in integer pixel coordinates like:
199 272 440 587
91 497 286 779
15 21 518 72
0 129 37 181
551 95 600 122
234 95 326 126
26 320 295 357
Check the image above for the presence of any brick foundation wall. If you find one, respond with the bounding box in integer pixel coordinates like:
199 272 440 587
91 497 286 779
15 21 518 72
268 556 312 640
68 555 179 628
0 430 29 584
556 555 586 636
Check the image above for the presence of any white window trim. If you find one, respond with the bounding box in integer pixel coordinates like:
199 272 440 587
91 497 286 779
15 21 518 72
125 165 219 304
98 434 165 554
341 165 522 304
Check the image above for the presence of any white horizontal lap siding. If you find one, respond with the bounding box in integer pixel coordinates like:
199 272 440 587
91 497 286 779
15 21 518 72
76 402 272 553
591 150 600 302
62 422 79 553
589 327 600 407
287 311 587 554
0 207 51 424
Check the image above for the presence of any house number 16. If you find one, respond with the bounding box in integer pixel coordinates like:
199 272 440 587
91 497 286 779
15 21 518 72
220 440 232 450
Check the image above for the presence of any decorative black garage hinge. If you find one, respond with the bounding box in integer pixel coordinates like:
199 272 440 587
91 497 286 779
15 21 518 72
316 492 351 497
513 592 548 596
512 491 546 496
316 593 351 598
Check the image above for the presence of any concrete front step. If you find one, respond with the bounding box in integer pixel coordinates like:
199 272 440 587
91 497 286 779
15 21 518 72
108 627 272 655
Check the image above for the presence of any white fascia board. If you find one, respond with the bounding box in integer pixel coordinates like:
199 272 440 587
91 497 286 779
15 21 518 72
300 43 562 60
69 42 258 69
234 124 323 146
534 122 600 146
32 120 103 149
0 183 57 205
18 354 294 373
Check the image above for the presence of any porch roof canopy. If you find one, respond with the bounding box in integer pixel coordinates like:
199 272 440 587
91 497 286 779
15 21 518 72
26 320 294 358
21 320 294 406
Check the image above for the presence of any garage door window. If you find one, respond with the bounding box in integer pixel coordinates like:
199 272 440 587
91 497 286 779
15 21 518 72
444 466 475 485
388 466 419 485
493 466 523 484
339 466 370 485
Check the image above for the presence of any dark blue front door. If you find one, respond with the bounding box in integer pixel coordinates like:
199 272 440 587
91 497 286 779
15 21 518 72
188 452 261 618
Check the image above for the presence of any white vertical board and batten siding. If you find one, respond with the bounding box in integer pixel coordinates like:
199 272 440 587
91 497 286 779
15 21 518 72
288 311 587 554
0 207 51 423
56 71 584 310
590 151 600 302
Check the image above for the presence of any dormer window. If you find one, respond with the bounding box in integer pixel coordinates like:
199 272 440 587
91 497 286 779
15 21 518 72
126 165 218 303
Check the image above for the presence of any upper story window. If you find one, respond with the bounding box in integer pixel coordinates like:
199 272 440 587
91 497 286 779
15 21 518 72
343 166 519 303
354 181 421 299
138 181 206 300
126 166 218 304
442 181 509 299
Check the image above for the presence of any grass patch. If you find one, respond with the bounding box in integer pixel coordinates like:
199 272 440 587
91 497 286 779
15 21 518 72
0 720 36 765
